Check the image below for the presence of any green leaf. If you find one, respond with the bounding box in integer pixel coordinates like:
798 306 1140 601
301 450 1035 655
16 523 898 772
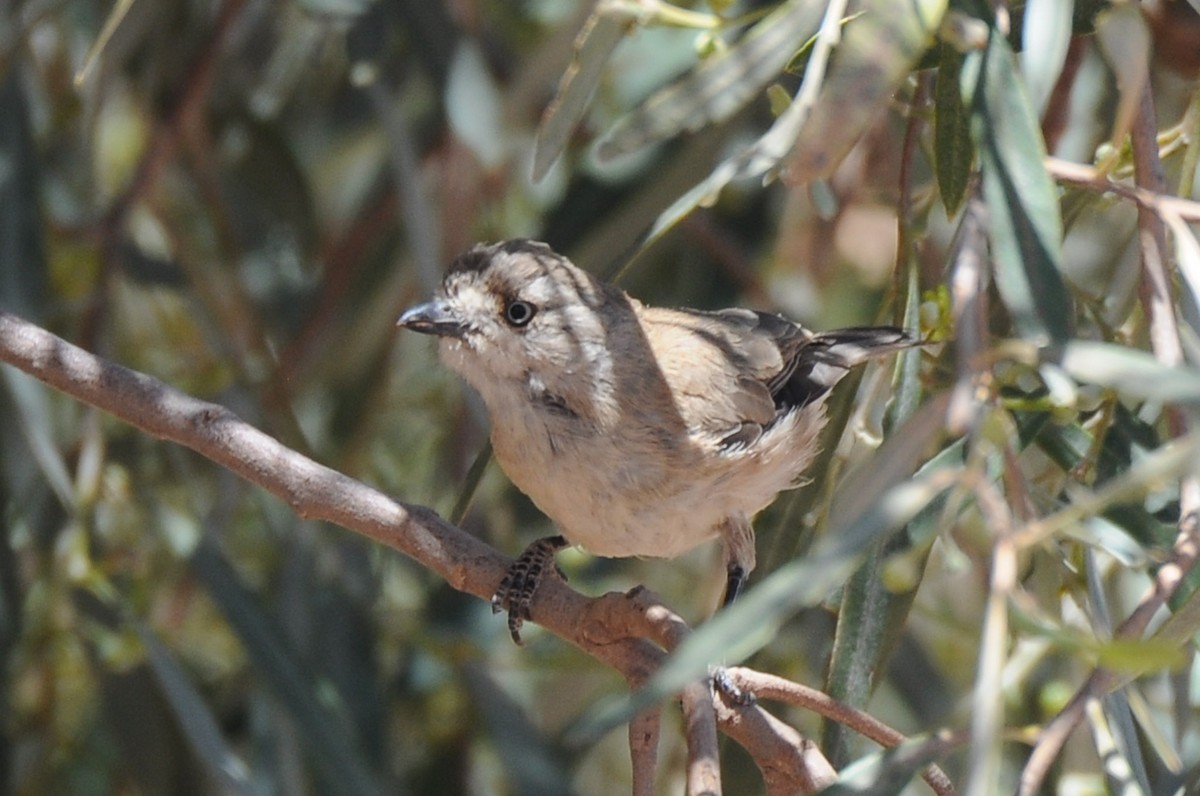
532 9 634 181
188 535 382 795
460 662 572 795
966 25 1071 345
822 530 923 766
1057 341 1200 404
596 0 825 162
1020 0 1074 118
935 44 973 216
1094 4 1152 153
136 623 254 794
783 0 947 183
813 732 959 796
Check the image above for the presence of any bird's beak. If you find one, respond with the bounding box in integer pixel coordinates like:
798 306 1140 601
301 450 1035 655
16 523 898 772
397 299 467 337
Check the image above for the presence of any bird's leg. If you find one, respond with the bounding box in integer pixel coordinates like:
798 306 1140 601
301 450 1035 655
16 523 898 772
491 534 568 644
718 513 756 608
714 515 757 706
722 564 747 607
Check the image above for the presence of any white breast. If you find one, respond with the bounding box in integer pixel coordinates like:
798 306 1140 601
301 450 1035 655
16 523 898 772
488 389 826 560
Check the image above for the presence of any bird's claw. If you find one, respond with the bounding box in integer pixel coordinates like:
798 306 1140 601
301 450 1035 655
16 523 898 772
711 666 756 708
490 535 567 644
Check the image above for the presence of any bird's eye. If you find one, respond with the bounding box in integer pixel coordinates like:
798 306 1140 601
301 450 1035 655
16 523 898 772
503 299 536 327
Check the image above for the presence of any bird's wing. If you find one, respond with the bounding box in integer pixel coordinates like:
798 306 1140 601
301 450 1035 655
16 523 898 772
638 307 918 446
637 307 795 446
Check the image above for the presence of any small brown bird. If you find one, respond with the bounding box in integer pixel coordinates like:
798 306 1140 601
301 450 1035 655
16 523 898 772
399 240 919 642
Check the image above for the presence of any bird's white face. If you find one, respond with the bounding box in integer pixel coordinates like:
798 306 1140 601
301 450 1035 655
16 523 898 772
399 240 624 424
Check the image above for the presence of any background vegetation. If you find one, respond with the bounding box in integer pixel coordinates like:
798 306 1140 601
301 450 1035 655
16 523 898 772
3 0 1200 793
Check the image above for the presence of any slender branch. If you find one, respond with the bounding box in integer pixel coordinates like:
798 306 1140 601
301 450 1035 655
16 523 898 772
629 706 661 796
724 668 958 796
681 680 722 796
1046 156 1200 223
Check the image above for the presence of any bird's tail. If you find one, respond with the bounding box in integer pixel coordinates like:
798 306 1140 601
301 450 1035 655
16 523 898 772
778 327 923 409
812 326 923 368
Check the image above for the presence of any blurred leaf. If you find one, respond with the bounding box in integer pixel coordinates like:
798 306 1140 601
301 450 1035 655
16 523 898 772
595 0 825 162
1094 4 1151 154
823 341 931 765
1165 212 1200 315
784 0 946 183
0 73 47 317
532 8 634 181
1057 341 1200 403
460 662 572 794
447 41 510 170
1153 571 1200 648
965 24 1071 345
136 623 254 794
823 528 920 767
1063 516 1149 568
640 82 810 245
296 0 374 16
2 370 73 507
1012 604 1187 674
813 732 957 796
1086 696 1153 796
1020 0 1073 118
643 0 943 247
188 534 382 795
934 45 973 215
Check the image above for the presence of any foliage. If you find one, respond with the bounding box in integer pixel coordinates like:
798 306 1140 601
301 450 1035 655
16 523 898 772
2 0 1200 793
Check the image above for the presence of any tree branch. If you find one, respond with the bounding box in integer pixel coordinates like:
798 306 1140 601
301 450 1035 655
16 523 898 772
725 668 958 796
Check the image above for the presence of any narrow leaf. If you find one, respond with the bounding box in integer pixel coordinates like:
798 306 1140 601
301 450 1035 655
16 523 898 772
189 535 382 795
967 26 1071 345
1057 341 1200 404
596 0 825 162
1094 4 1151 153
136 624 254 794
784 0 947 184
1021 0 1074 118
814 732 960 796
532 9 633 181
934 44 973 215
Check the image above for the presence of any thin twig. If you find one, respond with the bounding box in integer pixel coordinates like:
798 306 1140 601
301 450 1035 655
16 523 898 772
1046 156 1200 223
723 668 958 796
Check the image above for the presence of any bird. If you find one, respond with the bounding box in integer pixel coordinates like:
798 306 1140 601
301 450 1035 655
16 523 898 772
399 239 921 643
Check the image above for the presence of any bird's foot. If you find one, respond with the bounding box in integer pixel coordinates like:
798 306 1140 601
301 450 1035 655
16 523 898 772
711 666 756 708
491 535 568 644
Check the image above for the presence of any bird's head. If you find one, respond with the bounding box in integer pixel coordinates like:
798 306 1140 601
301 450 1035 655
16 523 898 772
398 240 627 412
